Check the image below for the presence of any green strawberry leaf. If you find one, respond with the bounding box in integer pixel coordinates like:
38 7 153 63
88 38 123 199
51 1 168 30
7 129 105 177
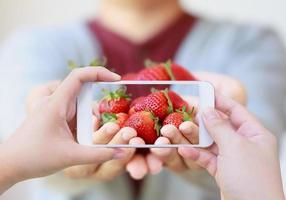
90 57 107 67
68 60 78 70
102 86 131 101
68 58 107 71
102 113 117 124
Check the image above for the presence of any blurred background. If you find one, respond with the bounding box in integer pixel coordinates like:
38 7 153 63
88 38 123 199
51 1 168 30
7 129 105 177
0 0 286 44
0 0 286 199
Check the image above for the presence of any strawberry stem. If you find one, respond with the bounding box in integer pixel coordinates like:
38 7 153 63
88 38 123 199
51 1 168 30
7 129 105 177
163 60 176 80
150 113 161 137
162 88 174 114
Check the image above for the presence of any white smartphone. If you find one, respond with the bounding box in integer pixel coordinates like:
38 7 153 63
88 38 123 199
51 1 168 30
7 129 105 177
77 81 215 148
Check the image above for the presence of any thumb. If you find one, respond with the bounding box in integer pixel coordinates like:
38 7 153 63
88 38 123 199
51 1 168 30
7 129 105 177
202 108 237 148
69 144 126 166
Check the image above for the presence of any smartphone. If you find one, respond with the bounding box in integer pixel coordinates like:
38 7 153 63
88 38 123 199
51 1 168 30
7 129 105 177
77 81 214 148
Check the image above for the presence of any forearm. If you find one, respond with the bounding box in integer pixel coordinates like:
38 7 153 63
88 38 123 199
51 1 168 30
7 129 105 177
0 143 21 195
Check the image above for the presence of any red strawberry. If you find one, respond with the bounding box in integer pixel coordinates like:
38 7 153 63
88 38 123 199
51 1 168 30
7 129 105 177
134 89 173 120
171 63 197 81
163 107 194 128
130 96 145 108
168 90 189 110
122 73 138 80
128 96 146 115
135 65 170 80
99 87 131 114
135 60 197 81
101 112 129 128
123 111 160 144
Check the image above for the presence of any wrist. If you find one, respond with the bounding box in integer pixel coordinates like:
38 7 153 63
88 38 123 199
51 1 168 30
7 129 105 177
0 142 23 194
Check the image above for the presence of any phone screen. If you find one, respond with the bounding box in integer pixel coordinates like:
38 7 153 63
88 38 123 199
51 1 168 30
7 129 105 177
77 81 214 148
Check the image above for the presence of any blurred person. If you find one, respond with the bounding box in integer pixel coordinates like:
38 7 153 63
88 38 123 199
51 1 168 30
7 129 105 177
1 0 286 199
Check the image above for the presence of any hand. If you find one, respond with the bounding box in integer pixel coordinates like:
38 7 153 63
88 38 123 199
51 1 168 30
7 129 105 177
0 67 125 194
178 94 285 200
194 71 247 105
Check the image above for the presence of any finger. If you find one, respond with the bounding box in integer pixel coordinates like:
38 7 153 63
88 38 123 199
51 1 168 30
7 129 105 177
151 136 187 172
215 93 259 128
151 137 172 158
91 128 137 180
178 147 217 176
146 153 163 175
108 127 137 145
64 165 98 179
26 81 61 112
54 67 121 105
203 107 238 147
67 144 125 166
126 154 148 180
161 125 189 144
179 121 199 144
93 122 120 144
92 115 101 131
160 126 202 170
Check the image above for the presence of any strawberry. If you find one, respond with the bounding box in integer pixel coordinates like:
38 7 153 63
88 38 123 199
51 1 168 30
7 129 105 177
134 89 173 120
122 73 138 80
123 111 160 144
168 90 189 110
128 96 146 115
163 106 194 128
171 63 197 81
99 87 131 114
130 96 146 108
101 112 129 128
135 65 170 80
135 60 197 81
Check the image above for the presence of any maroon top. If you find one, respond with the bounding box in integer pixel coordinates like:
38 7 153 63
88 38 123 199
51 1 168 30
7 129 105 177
87 13 197 198
88 13 197 75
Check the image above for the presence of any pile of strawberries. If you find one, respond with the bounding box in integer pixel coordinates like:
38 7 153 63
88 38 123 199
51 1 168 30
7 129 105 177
99 87 194 144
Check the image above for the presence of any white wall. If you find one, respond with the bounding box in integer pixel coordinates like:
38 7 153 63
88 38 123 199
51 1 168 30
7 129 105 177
0 0 286 43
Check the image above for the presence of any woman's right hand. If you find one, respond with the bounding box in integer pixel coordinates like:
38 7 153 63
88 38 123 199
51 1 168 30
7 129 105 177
178 94 285 200
26 75 139 182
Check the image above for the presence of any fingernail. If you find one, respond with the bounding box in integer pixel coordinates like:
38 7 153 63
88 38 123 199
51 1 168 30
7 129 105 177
122 128 137 141
203 108 220 121
111 73 121 80
106 123 119 134
113 148 126 159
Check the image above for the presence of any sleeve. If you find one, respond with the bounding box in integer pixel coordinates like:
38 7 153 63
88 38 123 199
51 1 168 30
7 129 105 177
0 29 70 141
223 26 286 138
